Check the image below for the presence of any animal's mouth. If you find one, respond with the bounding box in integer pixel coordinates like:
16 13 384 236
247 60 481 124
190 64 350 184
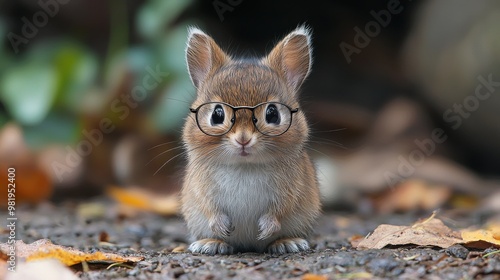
240 149 249 157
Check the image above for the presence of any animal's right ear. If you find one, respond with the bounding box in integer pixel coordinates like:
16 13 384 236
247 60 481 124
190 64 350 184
186 27 230 89
264 25 313 92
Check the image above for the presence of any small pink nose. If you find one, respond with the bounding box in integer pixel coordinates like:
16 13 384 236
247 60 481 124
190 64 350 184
236 138 251 147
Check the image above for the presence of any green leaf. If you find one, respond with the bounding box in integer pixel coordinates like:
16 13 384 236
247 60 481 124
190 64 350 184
151 75 194 133
0 112 7 127
126 47 157 86
1 62 58 125
23 111 81 148
53 43 98 110
160 25 192 73
17 40 99 111
0 19 6 53
0 20 14 75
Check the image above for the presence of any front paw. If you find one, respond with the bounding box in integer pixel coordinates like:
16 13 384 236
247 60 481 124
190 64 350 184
267 238 310 255
257 214 281 240
209 213 234 237
188 238 234 255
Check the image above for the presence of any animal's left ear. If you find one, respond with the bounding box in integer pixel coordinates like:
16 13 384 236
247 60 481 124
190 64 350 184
264 25 313 92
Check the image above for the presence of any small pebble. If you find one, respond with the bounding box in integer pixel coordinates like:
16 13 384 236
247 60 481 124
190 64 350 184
416 266 427 277
445 245 469 260
470 258 483 266
391 267 405 276
185 258 194 266
127 268 140 277
484 258 500 274
331 252 356 267
326 240 351 250
416 253 432 262
356 252 376 265
368 257 400 275
170 267 185 278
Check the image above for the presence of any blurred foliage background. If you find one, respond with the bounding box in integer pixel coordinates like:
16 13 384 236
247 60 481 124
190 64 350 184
0 0 195 145
0 0 499 210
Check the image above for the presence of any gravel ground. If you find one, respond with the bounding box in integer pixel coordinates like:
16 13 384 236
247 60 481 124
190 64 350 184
3 199 500 279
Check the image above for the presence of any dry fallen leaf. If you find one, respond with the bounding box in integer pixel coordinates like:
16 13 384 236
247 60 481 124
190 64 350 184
348 234 365 248
77 202 107 220
0 123 53 206
4 259 78 280
337 272 373 279
356 214 463 249
373 180 451 213
171 245 187 253
107 186 179 216
0 239 143 266
461 223 500 249
302 273 328 280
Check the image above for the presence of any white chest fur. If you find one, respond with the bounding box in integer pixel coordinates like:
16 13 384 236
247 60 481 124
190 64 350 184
212 165 276 247
214 165 274 218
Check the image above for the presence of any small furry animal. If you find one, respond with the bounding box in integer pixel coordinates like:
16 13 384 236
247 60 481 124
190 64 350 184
181 25 321 255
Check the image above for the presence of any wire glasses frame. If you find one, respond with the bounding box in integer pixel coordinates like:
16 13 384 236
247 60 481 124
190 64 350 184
189 101 299 137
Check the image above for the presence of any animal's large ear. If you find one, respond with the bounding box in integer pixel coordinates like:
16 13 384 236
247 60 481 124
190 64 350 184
186 27 230 88
264 25 313 91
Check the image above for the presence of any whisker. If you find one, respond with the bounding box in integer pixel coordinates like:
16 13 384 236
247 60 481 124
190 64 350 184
154 151 188 176
305 146 331 158
308 140 348 150
148 140 181 151
165 97 191 105
310 136 348 148
172 128 185 135
312 128 347 133
146 146 184 165
154 142 221 175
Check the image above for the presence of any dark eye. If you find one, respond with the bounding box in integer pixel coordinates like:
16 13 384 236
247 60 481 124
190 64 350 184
211 104 225 125
265 104 280 125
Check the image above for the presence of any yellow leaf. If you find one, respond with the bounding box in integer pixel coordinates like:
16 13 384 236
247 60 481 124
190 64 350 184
338 272 373 279
461 223 500 248
107 186 179 216
172 245 187 253
302 273 328 280
0 239 143 266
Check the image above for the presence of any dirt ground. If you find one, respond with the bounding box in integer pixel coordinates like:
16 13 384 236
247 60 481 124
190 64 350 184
3 199 500 280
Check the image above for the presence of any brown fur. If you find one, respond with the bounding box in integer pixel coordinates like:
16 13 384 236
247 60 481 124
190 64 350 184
181 26 320 255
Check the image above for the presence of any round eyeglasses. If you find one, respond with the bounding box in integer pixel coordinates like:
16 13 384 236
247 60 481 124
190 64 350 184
189 101 299 137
